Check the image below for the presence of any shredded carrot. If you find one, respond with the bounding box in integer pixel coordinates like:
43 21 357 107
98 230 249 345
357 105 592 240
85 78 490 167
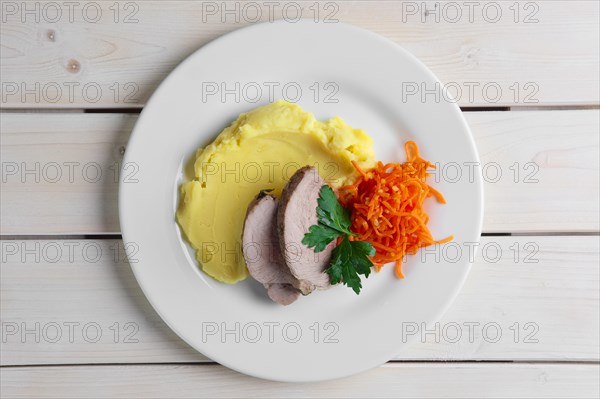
339 141 453 279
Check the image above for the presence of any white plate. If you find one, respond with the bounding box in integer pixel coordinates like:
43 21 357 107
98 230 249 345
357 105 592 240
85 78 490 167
119 20 483 382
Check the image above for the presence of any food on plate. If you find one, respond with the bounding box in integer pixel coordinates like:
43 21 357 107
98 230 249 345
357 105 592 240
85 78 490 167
177 100 451 304
244 166 377 302
243 166 342 304
339 141 454 279
242 191 301 305
300 142 452 296
243 165 376 302
277 166 333 293
264 284 301 306
176 100 376 284
302 183 375 295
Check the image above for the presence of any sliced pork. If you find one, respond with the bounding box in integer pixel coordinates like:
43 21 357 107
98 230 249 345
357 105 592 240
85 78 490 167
266 283 300 306
277 166 333 291
242 192 300 305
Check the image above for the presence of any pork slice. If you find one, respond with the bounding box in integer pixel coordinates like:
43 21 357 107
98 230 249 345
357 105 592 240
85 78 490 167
277 166 333 291
242 192 301 305
266 284 300 306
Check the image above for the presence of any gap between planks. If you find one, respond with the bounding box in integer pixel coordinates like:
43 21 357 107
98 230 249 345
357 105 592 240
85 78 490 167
2 105 598 114
2 360 599 369
1 363 598 399
2 232 600 240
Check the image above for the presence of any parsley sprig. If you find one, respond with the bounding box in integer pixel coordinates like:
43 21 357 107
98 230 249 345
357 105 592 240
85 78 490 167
302 185 375 294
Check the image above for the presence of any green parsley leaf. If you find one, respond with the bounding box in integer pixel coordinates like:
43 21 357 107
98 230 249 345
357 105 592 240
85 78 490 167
302 184 376 295
302 185 355 252
327 243 345 285
301 224 340 252
315 185 355 236
348 241 375 279
326 236 375 294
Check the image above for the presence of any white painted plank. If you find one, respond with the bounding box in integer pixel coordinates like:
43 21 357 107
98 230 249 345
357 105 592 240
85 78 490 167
469 110 600 232
1 110 598 234
1 1 598 108
1 363 599 399
0 114 134 234
1 236 598 365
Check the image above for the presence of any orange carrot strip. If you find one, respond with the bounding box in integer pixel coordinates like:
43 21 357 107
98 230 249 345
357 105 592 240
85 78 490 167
339 141 451 279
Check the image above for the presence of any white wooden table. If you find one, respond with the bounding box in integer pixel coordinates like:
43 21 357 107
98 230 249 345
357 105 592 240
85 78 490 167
1 1 599 397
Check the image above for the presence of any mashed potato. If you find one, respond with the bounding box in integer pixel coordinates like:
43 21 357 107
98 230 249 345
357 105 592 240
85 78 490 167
177 100 375 284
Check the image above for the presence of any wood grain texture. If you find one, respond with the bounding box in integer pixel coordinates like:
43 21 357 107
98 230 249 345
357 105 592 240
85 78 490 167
1 1 598 108
0 114 133 234
1 236 598 366
1 1 598 396
1 110 598 235
469 109 600 232
1 363 599 398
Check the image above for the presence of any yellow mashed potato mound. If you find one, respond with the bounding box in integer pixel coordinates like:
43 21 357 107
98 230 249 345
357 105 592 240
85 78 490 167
177 100 376 284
